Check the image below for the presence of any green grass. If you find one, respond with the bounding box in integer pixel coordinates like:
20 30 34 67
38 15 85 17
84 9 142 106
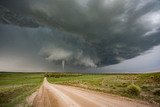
0 72 159 106
0 72 44 107
47 72 160 104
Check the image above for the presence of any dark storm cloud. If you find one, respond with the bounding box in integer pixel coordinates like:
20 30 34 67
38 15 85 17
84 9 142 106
0 24 97 68
0 0 160 69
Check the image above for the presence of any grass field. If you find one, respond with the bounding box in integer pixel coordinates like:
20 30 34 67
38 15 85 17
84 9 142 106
0 72 44 107
0 72 159 106
47 72 160 104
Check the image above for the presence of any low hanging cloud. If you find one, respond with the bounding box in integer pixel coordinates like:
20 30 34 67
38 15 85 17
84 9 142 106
0 0 160 69
40 47 97 67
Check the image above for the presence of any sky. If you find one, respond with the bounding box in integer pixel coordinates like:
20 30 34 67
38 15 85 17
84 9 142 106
0 0 160 72
89 45 160 73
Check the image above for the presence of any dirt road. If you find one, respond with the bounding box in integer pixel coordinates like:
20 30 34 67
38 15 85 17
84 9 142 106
28 78 158 107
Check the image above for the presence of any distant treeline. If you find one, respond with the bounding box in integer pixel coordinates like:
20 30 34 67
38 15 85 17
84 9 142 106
44 72 82 78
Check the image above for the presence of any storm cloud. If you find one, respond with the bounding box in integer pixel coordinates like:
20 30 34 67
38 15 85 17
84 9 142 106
0 0 160 71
